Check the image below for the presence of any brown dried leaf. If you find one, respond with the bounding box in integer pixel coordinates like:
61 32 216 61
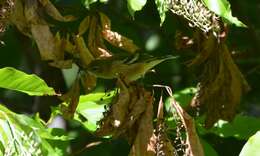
74 36 94 67
190 34 249 128
96 79 130 136
111 78 130 128
80 72 97 93
53 32 64 60
64 34 76 54
60 79 80 119
95 25 112 58
99 12 111 30
129 89 154 156
39 0 76 22
153 95 177 156
10 0 31 37
102 29 139 53
169 97 204 156
78 16 90 36
24 0 45 24
114 87 147 137
49 60 73 69
31 25 57 60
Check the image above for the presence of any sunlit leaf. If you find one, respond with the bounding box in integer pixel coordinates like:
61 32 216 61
0 67 56 96
127 0 147 17
74 91 115 132
239 131 260 156
202 0 247 27
0 104 69 156
155 0 169 26
165 87 196 113
208 115 260 139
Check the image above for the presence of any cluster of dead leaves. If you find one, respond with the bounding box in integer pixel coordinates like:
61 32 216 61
10 0 139 68
96 79 155 156
8 0 140 117
95 81 204 156
189 33 250 128
0 0 14 33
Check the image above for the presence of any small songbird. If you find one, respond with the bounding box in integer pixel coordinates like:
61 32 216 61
86 53 178 82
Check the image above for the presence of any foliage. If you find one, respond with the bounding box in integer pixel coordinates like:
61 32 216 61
239 131 260 156
0 67 56 96
0 0 259 155
0 104 70 156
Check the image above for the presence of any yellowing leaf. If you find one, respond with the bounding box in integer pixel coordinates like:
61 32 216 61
78 16 90 36
31 25 57 60
39 0 76 22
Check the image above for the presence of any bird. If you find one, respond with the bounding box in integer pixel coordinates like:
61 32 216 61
86 53 178 82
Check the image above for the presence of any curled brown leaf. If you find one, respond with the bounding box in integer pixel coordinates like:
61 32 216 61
102 29 139 53
74 36 94 67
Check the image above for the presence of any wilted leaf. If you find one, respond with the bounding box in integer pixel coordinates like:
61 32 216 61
49 60 73 69
24 0 45 24
74 36 94 67
190 34 249 128
10 0 31 37
31 25 57 60
0 67 56 96
202 0 247 27
102 29 139 53
99 12 111 30
39 0 76 22
129 88 154 156
239 131 260 156
80 72 97 93
78 16 90 36
61 79 80 119
169 97 204 156
93 24 112 58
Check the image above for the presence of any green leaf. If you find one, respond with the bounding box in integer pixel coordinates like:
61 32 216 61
155 0 169 26
0 104 69 156
0 67 56 96
200 138 219 156
74 91 115 132
208 115 260 139
239 131 260 156
127 0 147 17
202 0 247 27
165 87 196 113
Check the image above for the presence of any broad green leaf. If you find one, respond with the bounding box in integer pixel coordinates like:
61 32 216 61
208 115 260 139
165 87 196 113
155 0 169 26
127 0 147 17
239 131 260 156
0 104 69 156
0 67 56 96
200 138 219 156
202 0 247 27
74 91 115 132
